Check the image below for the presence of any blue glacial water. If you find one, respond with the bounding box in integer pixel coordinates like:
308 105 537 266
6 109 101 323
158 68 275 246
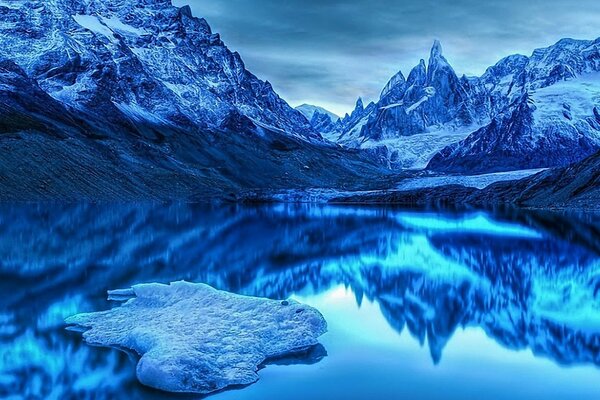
1 203 600 399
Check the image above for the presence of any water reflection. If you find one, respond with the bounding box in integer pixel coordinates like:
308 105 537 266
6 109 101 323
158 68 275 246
1 203 599 399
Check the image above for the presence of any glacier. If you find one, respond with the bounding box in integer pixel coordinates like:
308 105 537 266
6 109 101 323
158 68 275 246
65 281 327 394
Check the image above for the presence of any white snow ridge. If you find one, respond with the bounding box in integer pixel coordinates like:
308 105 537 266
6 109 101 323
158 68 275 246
65 281 327 394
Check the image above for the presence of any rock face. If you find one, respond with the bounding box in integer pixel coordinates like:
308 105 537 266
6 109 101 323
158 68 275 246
322 37 600 172
0 0 317 139
65 281 327 394
0 0 388 200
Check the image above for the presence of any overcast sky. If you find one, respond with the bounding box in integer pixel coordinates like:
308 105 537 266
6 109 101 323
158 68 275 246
174 0 600 116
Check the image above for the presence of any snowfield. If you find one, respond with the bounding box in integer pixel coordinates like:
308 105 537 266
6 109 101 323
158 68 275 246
396 168 547 190
532 71 600 127
361 125 479 169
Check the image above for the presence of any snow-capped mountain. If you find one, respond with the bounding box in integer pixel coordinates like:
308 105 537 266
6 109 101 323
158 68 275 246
329 98 378 143
296 104 340 136
0 0 387 200
429 38 600 173
0 0 318 139
318 38 600 172
296 104 339 123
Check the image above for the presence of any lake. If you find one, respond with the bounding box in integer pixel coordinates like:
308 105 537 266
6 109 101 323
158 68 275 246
1 203 599 399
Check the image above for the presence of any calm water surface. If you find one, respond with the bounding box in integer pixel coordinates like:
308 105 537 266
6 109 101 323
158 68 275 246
1 203 600 399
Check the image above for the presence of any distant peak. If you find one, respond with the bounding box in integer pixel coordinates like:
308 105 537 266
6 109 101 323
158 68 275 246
391 70 406 82
407 59 427 85
179 5 193 17
431 40 443 58
355 97 364 110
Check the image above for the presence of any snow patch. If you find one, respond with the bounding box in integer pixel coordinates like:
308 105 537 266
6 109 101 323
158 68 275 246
361 124 478 169
406 87 436 114
114 102 171 126
100 16 149 36
72 15 116 42
532 71 600 123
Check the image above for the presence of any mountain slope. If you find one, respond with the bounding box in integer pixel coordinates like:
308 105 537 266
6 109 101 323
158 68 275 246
322 37 600 172
0 0 388 200
476 150 600 208
1 0 319 140
427 38 600 173
429 72 600 173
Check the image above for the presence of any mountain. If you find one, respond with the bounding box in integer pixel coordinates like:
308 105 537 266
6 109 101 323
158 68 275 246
329 98 377 143
429 38 600 173
325 38 600 172
2 0 318 140
295 104 339 123
428 87 600 173
295 104 340 136
0 0 386 200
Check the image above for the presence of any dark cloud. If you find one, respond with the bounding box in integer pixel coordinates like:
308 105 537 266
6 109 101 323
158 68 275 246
174 0 600 115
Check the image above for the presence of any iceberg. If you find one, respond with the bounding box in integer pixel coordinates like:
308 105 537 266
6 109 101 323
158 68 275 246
65 281 327 394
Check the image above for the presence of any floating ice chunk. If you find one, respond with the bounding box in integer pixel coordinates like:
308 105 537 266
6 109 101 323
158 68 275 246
65 281 327 394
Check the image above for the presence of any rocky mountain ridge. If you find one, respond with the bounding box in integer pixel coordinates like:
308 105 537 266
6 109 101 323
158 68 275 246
316 38 600 172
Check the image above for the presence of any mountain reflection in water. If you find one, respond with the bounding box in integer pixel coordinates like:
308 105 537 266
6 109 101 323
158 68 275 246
1 203 599 399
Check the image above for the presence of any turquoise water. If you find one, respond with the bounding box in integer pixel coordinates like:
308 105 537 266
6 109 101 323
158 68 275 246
1 204 599 399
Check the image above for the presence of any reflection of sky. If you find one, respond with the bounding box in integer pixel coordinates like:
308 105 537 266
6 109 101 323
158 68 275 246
216 286 600 400
396 212 543 238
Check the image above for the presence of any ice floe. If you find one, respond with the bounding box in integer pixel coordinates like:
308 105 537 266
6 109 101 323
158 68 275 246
65 281 327 394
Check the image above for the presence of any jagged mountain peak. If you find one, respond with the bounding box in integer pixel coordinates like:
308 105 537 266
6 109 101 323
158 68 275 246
380 70 406 99
320 35 600 173
430 39 443 58
407 59 427 86
427 39 457 83
354 97 365 111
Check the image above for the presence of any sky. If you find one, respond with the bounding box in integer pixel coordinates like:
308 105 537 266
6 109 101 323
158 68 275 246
174 0 600 116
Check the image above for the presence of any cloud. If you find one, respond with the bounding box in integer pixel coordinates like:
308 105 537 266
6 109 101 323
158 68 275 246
174 0 600 115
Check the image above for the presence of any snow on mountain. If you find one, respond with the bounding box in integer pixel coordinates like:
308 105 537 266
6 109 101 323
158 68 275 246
0 0 390 200
296 104 339 123
320 41 490 168
295 104 341 136
0 0 319 140
429 73 600 173
323 37 600 172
